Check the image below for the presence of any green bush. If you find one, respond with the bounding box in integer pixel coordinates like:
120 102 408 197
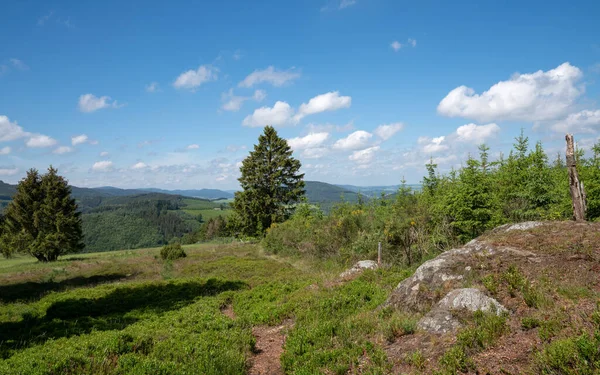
160 244 186 261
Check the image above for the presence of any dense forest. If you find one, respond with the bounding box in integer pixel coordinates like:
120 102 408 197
262 133 600 265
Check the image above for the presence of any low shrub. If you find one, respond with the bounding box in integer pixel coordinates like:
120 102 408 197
160 244 186 261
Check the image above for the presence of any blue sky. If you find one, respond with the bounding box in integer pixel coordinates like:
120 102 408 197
1 0 599 189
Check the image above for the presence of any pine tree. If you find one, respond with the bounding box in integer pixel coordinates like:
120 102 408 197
232 126 305 236
1 167 84 261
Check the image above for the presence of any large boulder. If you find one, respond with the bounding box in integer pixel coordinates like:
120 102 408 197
417 288 507 334
385 239 537 313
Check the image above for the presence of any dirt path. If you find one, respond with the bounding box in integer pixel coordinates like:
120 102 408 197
248 320 293 375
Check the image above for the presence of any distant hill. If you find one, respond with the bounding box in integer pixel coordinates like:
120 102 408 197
140 188 234 200
304 181 364 209
336 184 422 197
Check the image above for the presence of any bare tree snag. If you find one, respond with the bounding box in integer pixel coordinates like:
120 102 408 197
565 134 587 221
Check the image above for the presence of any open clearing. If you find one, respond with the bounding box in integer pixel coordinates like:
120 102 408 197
0 242 411 374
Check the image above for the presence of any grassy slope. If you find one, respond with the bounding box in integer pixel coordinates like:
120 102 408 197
1 222 598 374
180 198 231 221
0 243 413 375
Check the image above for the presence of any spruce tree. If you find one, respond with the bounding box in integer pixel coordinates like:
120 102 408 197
232 126 305 236
1 167 84 261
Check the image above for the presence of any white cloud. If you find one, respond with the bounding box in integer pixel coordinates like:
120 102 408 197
78 94 121 113
253 89 267 101
0 168 19 176
287 132 330 150
221 89 249 112
0 146 10 155
333 130 373 151
455 123 501 143
421 136 449 154
222 89 267 112
173 65 218 90
302 147 330 159
295 91 352 122
187 144 200 150
92 161 113 172
131 162 148 170
71 134 89 145
53 146 74 154
0 115 28 142
100 151 109 157
242 101 294 127
145 82 159 93
550 110 600 133
227 145 247 152
390 41 403 51
391 38 417 52
38 11 54 26
349 146 380 164
374 123 404 140
10 58 28 71
339 0 357 8
239 66 300 88
438 62 584 122
26 134 57 148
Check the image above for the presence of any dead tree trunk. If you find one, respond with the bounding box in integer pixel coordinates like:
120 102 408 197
565 134 587 221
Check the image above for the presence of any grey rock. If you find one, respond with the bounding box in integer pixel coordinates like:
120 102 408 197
417 288 507 334
385 240 536 312
340 260 378 278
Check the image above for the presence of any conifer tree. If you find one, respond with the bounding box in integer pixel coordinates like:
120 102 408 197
232 126 305 236
0 167 84 261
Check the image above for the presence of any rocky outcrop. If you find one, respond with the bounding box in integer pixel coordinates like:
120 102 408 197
417 288 507 333
385 239 536 313
340 260 378 279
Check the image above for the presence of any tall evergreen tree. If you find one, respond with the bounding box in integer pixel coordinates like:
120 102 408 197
232 126 305 236
1 167 84 261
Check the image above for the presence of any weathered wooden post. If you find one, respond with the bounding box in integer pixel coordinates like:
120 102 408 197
378 242 382 266
566 134 587 221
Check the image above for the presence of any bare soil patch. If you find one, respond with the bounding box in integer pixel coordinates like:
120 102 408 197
248 319 293 375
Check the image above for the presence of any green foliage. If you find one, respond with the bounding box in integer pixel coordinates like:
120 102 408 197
231 126 305 237
1 167 84 261
436 310 508 375
160 243 186 261
535 332 600 374
521 316 542 330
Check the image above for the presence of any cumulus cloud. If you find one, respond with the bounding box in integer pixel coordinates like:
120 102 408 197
0 167 19 176
71 134 89 145
145 82 159 93
10 58 28 71
455 123 501 143
349 146 380 164
131 162 148 170
100 151 109 157
287 132 330 150
0 115 28 141
374 123 404 140
53 146 74 154
0 146 10 155
173 65 218 90
333 130 373 151
438 62 584 122
302 147 330 159
78 94 121 113
239 66 300 88
390 38 417 51
187 144 200 150
550 110 600 133
253 89 267 102
242 101 295 127
92 161 113 172
26 134 57 148
222 89 268 112
420 136 449 154
294 91 352 122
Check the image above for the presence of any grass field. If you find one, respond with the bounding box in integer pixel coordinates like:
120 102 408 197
181 198 232 221
0 242 415 374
